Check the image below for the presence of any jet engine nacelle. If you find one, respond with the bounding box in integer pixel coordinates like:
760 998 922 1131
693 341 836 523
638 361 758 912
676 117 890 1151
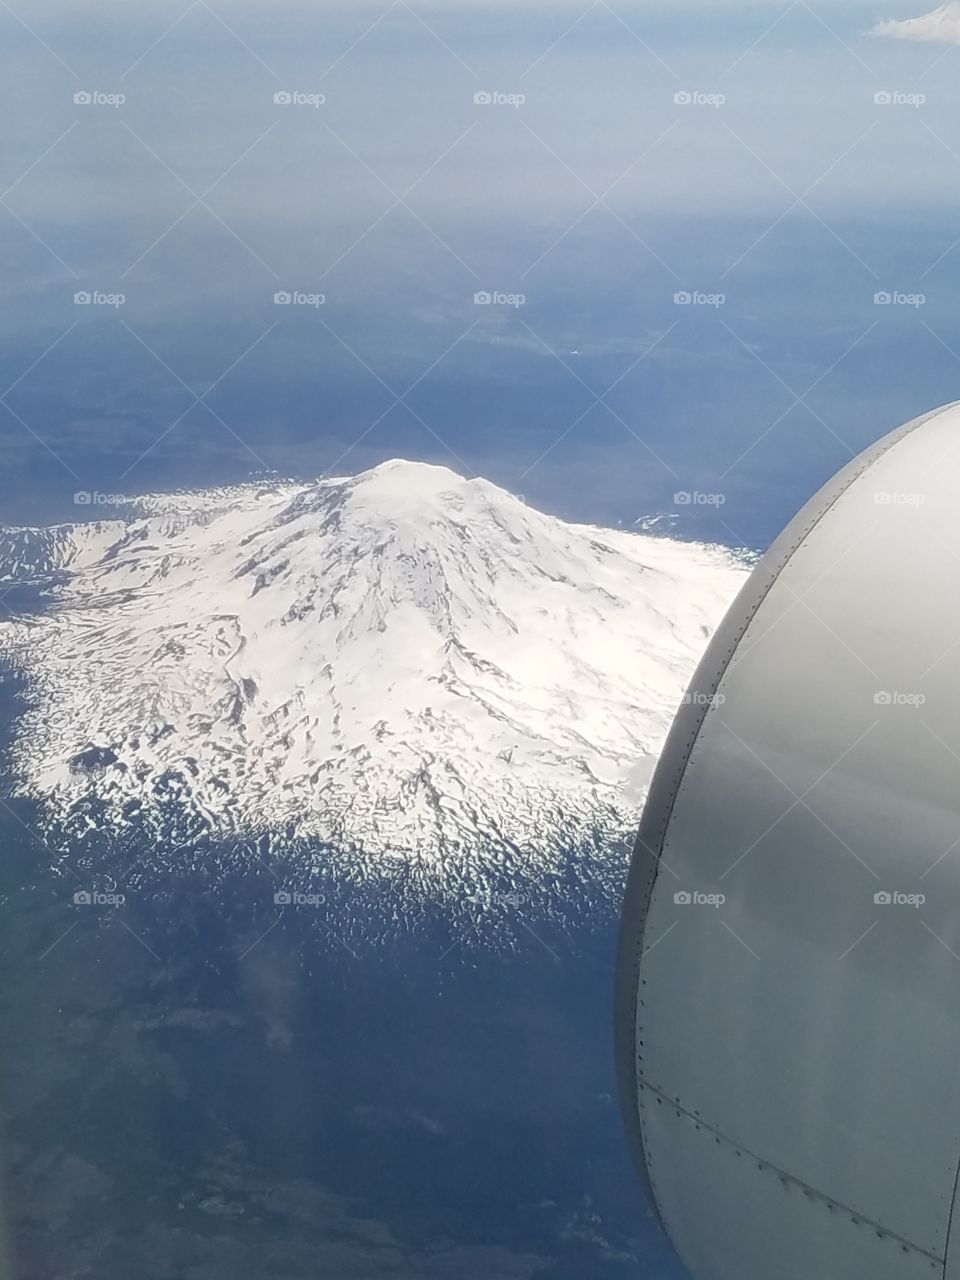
616 402 960 1279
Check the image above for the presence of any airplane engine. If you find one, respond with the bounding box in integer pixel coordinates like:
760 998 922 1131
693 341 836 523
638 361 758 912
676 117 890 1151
616 401 960 1279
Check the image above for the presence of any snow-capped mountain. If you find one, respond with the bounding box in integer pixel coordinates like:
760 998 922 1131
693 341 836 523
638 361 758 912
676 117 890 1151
0 461 747 911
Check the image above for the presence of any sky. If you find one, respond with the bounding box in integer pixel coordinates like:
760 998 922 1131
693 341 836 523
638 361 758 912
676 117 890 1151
3 0 960 545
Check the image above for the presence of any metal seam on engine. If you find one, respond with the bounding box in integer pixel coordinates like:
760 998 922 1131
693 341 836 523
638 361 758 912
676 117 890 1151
639 1079 943 1267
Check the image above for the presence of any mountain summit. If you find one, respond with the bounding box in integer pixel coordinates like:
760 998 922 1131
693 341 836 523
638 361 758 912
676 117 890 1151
0 462 747 903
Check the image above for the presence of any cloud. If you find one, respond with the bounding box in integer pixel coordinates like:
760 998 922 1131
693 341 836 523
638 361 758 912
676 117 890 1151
870 2 960 42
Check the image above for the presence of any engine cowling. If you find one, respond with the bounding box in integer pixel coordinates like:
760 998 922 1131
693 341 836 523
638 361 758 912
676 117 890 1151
616 401 960 1279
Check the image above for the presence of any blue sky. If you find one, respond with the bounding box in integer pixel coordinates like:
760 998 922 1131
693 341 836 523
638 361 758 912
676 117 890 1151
3 0 960 545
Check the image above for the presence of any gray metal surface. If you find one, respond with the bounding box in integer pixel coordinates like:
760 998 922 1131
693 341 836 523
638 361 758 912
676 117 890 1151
616 401 960 1278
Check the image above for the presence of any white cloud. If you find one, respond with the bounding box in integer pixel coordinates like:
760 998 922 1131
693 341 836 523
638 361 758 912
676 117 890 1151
871 2 960 42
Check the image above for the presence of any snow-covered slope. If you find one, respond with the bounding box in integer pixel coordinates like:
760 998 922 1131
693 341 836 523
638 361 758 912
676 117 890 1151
0 461 747 904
